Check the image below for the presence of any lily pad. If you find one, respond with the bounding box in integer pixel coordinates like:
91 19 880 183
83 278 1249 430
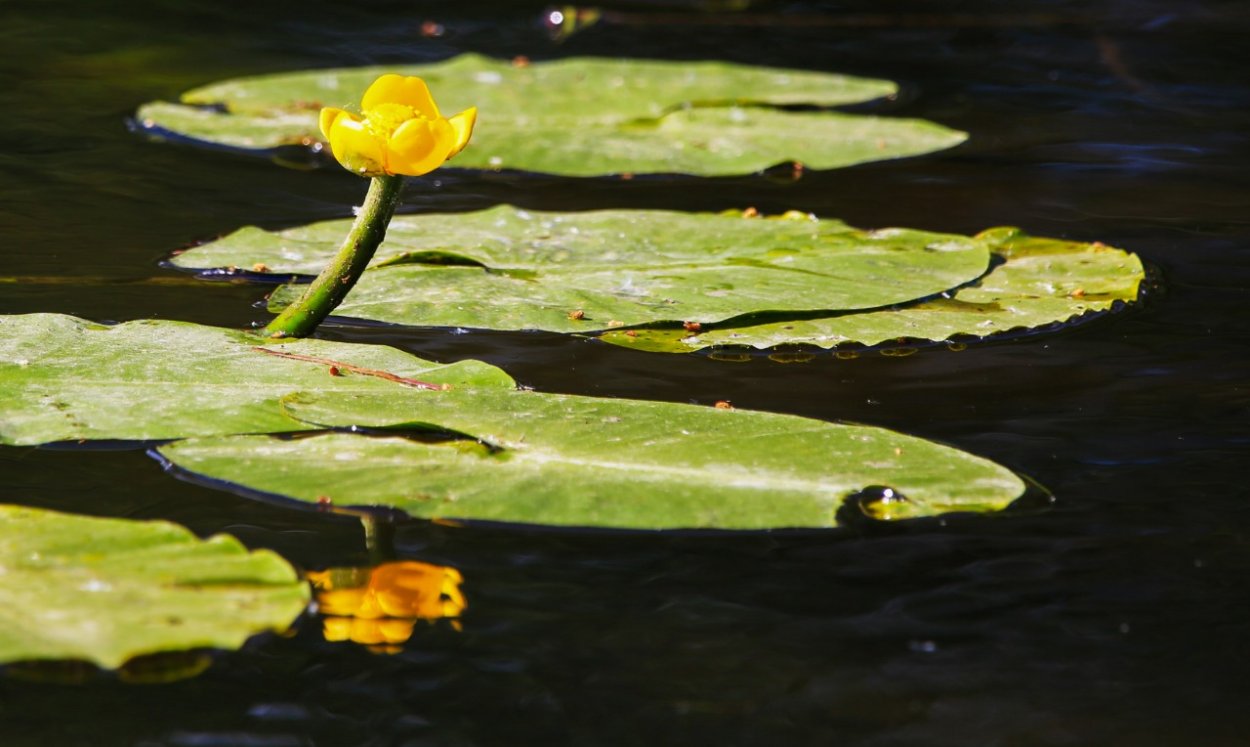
172 206 993 332
135 54 966 176
157 388 1027 531
175 208 1141 344
0 504 308 670
0 314 514 446
173 205 851 274
0 315 1024 530
600 228 1146 352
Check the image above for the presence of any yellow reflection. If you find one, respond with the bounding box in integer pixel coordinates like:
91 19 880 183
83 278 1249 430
307 561 466 653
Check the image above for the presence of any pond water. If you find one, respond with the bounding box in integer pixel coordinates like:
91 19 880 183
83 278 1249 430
2 0 1248 744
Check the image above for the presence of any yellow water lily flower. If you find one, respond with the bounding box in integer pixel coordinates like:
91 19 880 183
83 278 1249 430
319 74 476 177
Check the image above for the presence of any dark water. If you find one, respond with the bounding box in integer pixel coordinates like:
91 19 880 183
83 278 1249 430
2 0 1249 744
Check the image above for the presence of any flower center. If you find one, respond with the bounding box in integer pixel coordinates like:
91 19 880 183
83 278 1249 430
363 103 421 138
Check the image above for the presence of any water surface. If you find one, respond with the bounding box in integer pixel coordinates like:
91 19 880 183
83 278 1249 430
1 1 1248 744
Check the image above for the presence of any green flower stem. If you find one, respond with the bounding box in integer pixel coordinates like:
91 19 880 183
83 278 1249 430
263 174 404 338
360 514 397 564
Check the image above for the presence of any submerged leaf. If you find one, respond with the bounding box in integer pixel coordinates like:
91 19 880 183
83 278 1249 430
135 54 966 176
0 505 307 670
158 388 1027 531
600 228 1146 352
0 314 514 445
173 206 992 333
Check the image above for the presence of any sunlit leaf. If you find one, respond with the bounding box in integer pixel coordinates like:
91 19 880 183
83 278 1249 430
0 314 514 446
0 315 1024 530
158 387 1027 531
135 54 966 176
0 505 307 670
600 228 1146 351
173 205 844 274
173 209 1141 345
172 206 992 333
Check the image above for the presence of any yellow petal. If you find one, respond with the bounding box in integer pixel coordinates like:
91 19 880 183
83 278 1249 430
315 588 367 616
318 107 349 141
355 591 387 620
446 107 477 158
441 583 467 616
348 619 387 646
385 117 455 177
362 74 440 120
328 116 387 176
322 617 353 642
378 619 416 644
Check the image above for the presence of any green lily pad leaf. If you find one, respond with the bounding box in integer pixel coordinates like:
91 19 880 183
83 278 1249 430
173 207 991 333
135 54 966 176
158 388 1027 531
0 314 514 446
174 205 851 275
0 504 308 670
600 228 1146 352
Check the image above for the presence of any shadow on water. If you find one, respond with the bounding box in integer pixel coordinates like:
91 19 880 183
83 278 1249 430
1 0 1249 745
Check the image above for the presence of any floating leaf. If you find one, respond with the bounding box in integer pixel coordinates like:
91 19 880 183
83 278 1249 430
158 388 1027 531
174 205 843 274
0 314 514 446
0 505 308 670
600 228 1146 352
177 210 1141 346
135 54 966 176
0 316 1023 530
172 206 992 333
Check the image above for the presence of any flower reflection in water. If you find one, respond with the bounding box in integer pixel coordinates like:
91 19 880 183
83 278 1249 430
307 560 466 653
